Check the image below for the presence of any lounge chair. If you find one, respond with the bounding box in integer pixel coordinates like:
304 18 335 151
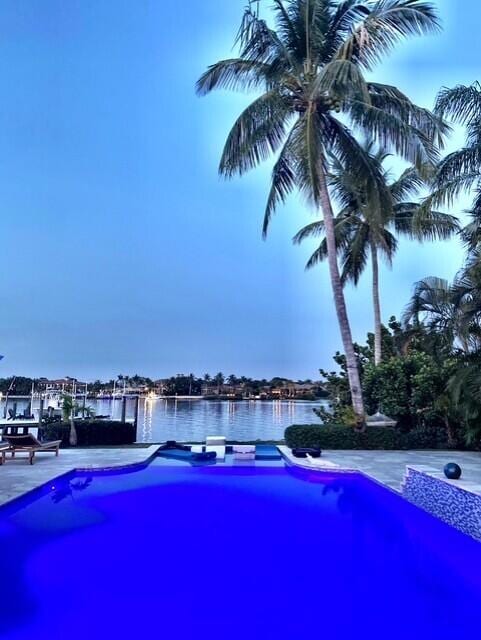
305 454 339 469
206 435 226 446
205 435 226 460
0 443 9 465
3 434 62 465
233 445 256 460
292 447 322 458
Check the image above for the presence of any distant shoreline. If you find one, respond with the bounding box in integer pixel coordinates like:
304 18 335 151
0 394 326 403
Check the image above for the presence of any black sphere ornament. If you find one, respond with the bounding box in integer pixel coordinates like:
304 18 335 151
444 463 462 480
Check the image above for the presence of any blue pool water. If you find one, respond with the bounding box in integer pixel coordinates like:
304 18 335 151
1 461 480 639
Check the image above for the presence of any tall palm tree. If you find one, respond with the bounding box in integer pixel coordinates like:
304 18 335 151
403 258 481 444
62 393 78 446
214 372 225 394
188 373 195 395
294 146 458 364
197 0 446 424
433 82 481 250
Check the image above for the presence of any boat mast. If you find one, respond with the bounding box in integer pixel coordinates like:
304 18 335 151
3 376 16 419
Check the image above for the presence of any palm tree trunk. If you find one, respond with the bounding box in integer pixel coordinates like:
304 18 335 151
318 167 365 425
69 415 77 446
371 243 382 366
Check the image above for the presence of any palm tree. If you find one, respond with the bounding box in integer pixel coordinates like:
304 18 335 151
214 372 225 394
294 146 458 364
432 82 481 250
197 0 446 424
188 373 195 395
403 258 481 445
404 251 481 354
62 393 78 446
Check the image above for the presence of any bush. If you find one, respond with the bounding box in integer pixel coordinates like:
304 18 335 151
362 352 456 430
284 424 455 451
42 420 136 447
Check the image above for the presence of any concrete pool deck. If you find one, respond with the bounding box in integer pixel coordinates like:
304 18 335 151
2 445 481 508
278 447 481 493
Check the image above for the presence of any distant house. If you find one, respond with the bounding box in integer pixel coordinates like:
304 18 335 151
154 379 170 395
263 382 322 399
201 383 246 398
201 381 323 399
37 377 87 394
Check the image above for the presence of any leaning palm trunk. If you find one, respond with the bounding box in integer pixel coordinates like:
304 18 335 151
198 1 447 428
319 169 365 424
371 244 383 366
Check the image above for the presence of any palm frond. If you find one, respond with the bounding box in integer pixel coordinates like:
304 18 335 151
435 82 481 125
346 98 438 167
340 222 370 284
292 107 326 207
196 59 274 95
322 1 371 62
462 190 481 250
389 166 424 202
262 124 298 237
397 207 460 241
309 0 337 63
292 219 325 244
376 227 398 263
236 5 291 67
312 59 371 103
368 83 449 148
436 146 481 187
428 172 480 208
306 241 329 269
336 0 441 71
220 91 293 178
272 0 302 57
324 114 394 219
403 276 454 331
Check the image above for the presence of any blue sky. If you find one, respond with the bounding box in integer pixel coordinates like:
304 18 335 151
0 0 475 381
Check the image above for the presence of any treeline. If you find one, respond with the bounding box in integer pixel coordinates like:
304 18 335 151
0 374 324 398
0 377 35 395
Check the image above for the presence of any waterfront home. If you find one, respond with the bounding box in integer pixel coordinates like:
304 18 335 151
37 377 87 395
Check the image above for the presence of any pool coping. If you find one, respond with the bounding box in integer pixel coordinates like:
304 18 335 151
276 446 402 495
0 445 162 511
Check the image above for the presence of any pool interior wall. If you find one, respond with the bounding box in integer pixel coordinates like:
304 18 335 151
1 458 480 640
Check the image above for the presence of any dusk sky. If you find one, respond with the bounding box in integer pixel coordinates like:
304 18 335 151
0 0 475 381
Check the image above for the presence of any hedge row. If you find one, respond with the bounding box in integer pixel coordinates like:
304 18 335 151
284 424 454 450
42 420 136 447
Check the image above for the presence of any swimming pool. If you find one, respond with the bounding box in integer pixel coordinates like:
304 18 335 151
1 460 480 639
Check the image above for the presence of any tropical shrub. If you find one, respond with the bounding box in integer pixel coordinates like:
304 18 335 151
285 425 456 451
362 352 456 429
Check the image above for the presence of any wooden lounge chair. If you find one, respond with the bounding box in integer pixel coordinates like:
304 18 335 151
0 443 9 465
4 434 62 465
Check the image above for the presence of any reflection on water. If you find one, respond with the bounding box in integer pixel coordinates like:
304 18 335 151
142 398 154 443
130 398 322 442
0 397 324 442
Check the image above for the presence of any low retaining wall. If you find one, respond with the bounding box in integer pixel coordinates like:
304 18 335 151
402 466 481 541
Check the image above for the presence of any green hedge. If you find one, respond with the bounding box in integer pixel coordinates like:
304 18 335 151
42 420 136 447
284 424 454 450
